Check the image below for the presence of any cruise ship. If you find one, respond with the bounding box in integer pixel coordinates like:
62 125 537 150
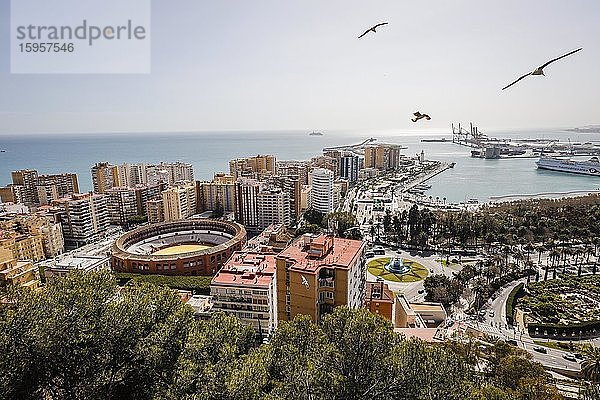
536 156 600 176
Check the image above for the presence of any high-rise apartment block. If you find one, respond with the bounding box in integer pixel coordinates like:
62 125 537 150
364 144 402 171
211 251 278 340
257 186 291 230
2 169 79 206
106 187 139 225
310 155 338 177
113 163 146 188
0 185 26 204
300 185 311 212
10 169 39 204
265 175 301 223
37 173 79 199
162 181 197 222
92 161 194 193
104 183 165 225
151 162 194 186
196 174 237 214
234 178 262 230
309 168 334 214
339 154 360 182
277 160 309 185
134 183 165 216
36 184 59 206
229 155 276 180
52 193 110 247
146 199 165 224
276 234 366 323
91 162 116 194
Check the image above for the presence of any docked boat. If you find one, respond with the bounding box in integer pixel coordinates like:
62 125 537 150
309 131 323 136
535 156 600 176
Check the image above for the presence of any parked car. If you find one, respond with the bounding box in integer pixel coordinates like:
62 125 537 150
489 311 495 318
365 252 375 258
506 339 518 346
563 353 577 362
533 346 547 354
574 353 585 360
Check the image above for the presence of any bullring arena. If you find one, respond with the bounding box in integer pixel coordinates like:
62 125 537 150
111 219 247 276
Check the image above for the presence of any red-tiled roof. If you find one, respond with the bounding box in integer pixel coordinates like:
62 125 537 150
211 251 276 288
277 235 364 274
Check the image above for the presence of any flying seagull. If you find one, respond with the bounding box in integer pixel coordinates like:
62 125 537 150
502 48 583 91
412 112 431 123
358 22 388 39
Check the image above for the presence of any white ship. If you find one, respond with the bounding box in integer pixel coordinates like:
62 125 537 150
536 156 600 176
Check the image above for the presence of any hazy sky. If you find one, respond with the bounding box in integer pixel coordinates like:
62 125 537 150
1 0 599 134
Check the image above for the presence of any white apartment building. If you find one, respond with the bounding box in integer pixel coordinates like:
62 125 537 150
53 193 110 247
257 187 291 230
309 168 334 214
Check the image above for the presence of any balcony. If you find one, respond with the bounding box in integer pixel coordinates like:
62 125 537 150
318 277 334 288
318 294 335 305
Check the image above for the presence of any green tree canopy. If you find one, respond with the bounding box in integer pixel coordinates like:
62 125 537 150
0 271 194 400
0 274 562 400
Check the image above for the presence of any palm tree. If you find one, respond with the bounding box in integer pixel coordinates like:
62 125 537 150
524 242 534 265
547 249 560 281
580 384 600 400
578 247 592 277
582 345 600 383
562 247 572 275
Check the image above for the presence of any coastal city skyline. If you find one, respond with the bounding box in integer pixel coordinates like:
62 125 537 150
1 1 600 134
2 2 600 399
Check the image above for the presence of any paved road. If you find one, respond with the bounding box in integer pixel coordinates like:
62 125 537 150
464 319 582 372
482 278 527 328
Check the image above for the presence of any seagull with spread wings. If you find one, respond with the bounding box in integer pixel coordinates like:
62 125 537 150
502 48 583 90
412 112 431 123
358 22 388 39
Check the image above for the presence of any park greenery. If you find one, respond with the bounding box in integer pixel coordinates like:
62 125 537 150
0 271 565 400
367 257 428 283
371 196 600 314
127 215 148 226
375 196 600 273
505 283 525 326
518 275 600 325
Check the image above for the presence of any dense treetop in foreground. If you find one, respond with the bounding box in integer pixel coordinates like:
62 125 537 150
0 272 565 399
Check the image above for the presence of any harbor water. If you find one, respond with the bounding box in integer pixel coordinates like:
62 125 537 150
0 129 598 203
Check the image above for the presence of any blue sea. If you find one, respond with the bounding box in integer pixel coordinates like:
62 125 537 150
1 129 599 203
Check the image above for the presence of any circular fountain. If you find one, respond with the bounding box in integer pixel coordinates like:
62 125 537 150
384 257 411 274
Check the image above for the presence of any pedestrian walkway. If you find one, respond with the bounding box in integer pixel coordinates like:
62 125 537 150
468 323 503 337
